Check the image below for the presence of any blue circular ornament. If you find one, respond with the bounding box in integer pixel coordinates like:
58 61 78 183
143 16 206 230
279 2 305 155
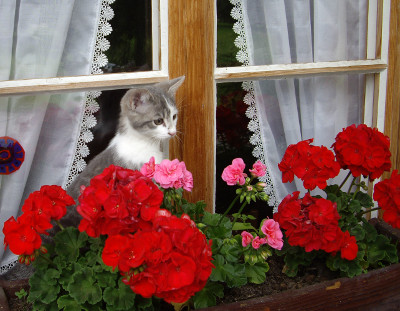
0 136 25 175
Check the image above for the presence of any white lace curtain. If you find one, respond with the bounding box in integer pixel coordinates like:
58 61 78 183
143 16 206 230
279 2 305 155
230 0 368 210
0 0 114 272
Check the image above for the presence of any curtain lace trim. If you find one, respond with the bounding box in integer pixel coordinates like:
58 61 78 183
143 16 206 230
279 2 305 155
229 0 279 210
65 0 115 188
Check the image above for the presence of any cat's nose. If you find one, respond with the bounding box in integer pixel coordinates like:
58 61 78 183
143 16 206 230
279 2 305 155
168 131 176 137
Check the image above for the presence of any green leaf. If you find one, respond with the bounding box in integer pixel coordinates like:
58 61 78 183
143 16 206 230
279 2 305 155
192 282 224 309
349 224 365 240
32 299 59 311
57 295 87 311
326 255 363 277
245 261 269 284
367 234 398 264
202 212 232 240
218 242 242 263
68 267 102 305
103 279 136 310
28 268 61 304
348 199 362 213
210 255 247 288
354 191 374 208
54 227 88 262
232 222 256 231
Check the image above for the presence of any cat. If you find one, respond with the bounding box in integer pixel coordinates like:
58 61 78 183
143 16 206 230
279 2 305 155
64 75 185 226
0 76 184 281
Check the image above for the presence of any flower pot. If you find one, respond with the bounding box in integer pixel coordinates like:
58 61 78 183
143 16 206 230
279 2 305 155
200 218 400 311
0 278 29 311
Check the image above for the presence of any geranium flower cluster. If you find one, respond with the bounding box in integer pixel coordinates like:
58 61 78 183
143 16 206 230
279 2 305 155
374 170 400 229
3 185 74 262
76 163 213 303
222 158 266 186
102 210 213 303
278 139 341 190
140 157 193 192
77 165 163 237
274 192 358 260
241 218 283 250
332 123 391 180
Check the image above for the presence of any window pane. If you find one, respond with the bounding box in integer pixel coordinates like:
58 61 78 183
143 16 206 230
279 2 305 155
0 1 154 82
218 0 370 67
216 73 369 215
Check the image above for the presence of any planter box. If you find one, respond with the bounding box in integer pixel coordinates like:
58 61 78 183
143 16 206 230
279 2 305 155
201 219 400 311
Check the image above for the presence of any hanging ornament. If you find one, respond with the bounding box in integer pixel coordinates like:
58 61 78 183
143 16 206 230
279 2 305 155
0 136 25 175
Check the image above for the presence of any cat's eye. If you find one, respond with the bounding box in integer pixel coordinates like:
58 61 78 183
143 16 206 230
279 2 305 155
154 118 164 125
173 114 177 120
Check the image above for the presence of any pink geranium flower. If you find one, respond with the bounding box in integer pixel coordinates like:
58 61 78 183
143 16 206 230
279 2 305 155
251 236 266 249
153 159 183 189
241 231 253 247
221 158 246 186
261 219 283 250
249 160 267 178
140 156 156 178
141 158 193 192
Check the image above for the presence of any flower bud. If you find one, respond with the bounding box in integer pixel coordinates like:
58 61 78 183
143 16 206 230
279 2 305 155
30 254 36 262
40 246 48 254
24 257 31 265
247 186 253 192
18 255 26 264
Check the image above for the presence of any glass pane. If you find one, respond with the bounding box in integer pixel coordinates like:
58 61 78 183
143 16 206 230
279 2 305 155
217 0 370 67
215 83 273 222
217 0 240 67
0 1 154 81
215 73 369 217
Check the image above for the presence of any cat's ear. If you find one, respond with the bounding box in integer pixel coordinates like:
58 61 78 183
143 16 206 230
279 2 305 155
156 76 185 97
121 89 152 114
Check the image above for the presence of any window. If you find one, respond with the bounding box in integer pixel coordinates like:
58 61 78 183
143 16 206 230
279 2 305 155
168 0 399 213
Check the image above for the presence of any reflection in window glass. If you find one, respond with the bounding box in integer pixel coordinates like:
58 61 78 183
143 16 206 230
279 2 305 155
218 0 369 67
215 83 273 223
217 0 240 67
103 0 153 73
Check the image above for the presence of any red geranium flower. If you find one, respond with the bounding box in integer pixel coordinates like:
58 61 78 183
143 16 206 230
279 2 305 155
332 124 391 180
77 165 163 237
3 217 42 255
374 170 400 229
278 139 340 190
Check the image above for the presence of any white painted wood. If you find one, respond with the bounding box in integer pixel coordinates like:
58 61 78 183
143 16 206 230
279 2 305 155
375 0 391 132
151 0 160 70
215 59 387 82
0 71 169 97
159 0 169 76
366 0 378 59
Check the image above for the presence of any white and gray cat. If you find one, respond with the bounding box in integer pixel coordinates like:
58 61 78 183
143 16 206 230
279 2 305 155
64 76 185 225
0 76 184 280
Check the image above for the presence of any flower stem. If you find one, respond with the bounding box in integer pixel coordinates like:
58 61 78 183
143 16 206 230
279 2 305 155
347 177 357 195
218 194 240 225
55 220 65 231
231 201 248 228
358 206 381 217
337 171 352 193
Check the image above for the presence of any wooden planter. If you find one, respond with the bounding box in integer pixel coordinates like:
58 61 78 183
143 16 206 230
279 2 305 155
200 218 400 311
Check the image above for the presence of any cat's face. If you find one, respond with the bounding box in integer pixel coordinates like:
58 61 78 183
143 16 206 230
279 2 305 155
119 76 184 141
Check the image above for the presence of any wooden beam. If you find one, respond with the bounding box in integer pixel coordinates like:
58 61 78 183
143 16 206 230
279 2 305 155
215 60 387 82
384 0 400 173
0 71 169 97
168 0 216 212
